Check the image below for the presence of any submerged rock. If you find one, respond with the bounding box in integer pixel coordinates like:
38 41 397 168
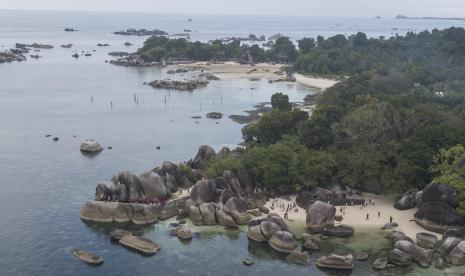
72 249 103 265
148 79 209 91
322 224 354 237
119 235 160 255
286 250 310 265
206 112 223 119
176 226 193 240
372 257 388 270
355 251 369 261
302 233 319 250
110 229 132 241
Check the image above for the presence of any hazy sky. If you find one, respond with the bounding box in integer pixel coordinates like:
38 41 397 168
1 0 465 17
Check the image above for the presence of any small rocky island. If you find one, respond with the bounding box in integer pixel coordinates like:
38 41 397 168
113 28 168 36
146 78 210 91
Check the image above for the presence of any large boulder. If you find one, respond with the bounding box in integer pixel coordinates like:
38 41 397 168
443 226 465 240
80 139 103 154
416 247 433 267
286 250 310 265
247 225 267 242
315 254 354 270
215 209 237 227
110 230 132 242
223 197 251 225
448 241 465 266
79 201 159 225
223 170 245 198
436 237 462 257
394 240 417 256
268 231 298 253
267 213 289 232
421 183 459 208
188 205 203 226
416 232 438 249
388 248 413 266
322 224 354 237
306 201 336 233
190 180 217 205
414 201 465 233
190 145 215 169
110 171 145 203
260 221 281 239
394 189 418 210
119 236 160 255
139 171 169 199
199 203 216 225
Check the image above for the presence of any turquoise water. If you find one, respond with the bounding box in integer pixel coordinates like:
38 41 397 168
1 10 465 275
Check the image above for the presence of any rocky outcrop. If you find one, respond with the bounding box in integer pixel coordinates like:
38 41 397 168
206 112 223 119
79 201 159 224
297 187 364 210
147 79 209 91
449 241 465 266
316 254 354 270
110 171 145 203
306 201 336 233
190 180 218 204
0 50 26 63
190 145 215 169
119 235 160 255
388 248 413 266
216 209 237 227
414 201 465 233
422 182 459 208
72 249 103 265
224 197 252 225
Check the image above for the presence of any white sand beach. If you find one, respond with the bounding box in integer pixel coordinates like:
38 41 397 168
172 62 338 90
263 193 439 240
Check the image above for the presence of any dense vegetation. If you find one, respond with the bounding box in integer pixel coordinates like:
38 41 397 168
138 36 298 63
200 27 465 197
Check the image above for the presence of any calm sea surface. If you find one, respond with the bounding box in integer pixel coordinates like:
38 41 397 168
0 10 464 275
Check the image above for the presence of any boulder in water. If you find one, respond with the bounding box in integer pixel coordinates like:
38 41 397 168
315 254 354 270
268 231 298 253
388 248 413 266
176 226 193 240
72 249 103 265
259 220 281 239
80 139 103 154
119 235 160 255
302 233 319 250
372 257 388 270
247 224 267 242
223 197 251 225
286 250 310 265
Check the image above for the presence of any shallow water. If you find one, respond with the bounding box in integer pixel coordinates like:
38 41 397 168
1 10 465 276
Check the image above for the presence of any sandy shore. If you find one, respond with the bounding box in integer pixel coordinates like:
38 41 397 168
263 193 439 239
171 62 337 91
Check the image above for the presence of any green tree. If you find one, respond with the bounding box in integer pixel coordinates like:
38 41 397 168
298 38 315 53
430 145 465 214
271 92 292 111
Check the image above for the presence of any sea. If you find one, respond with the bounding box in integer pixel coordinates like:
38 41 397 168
0 9 464 276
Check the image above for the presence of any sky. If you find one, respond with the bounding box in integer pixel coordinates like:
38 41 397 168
1 0 465 17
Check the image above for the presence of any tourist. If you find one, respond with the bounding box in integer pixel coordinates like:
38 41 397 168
378 211 380 218
366 213 369 220
390 215 393 223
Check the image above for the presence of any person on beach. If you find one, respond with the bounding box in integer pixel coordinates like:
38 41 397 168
366 213 369 220
390 215 393 223
378 211 380 218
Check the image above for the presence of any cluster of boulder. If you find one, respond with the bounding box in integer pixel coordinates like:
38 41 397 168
0 50 26 63
394 182 464 233
108 51 130 57
16 43 53 50
381 228 465 269
113 28 168 36
147 78 209 91
80 145 266 228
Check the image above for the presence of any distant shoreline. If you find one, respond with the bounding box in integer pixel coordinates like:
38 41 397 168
395 15 465 21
